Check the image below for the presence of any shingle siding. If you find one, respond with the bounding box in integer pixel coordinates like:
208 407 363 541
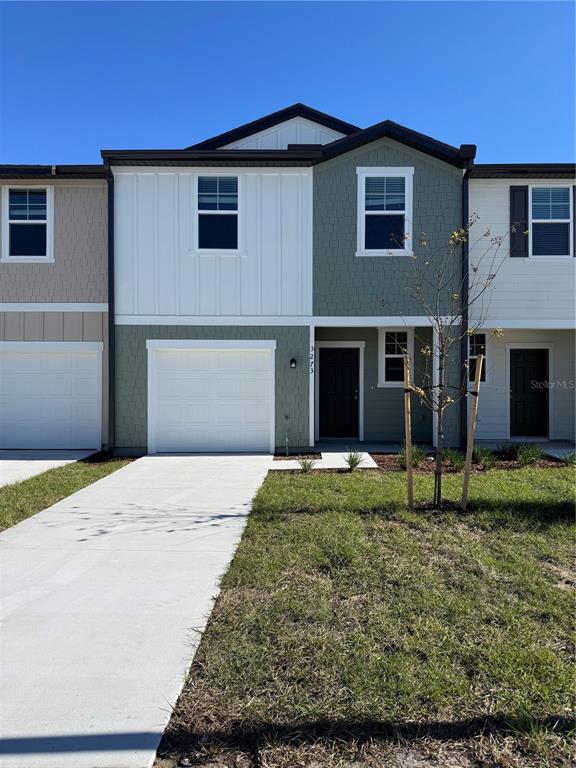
313 138 463 316
115 325 310 452
0 182 108 302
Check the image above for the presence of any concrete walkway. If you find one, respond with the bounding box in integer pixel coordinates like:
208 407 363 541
0 450 94 488
0 454 272 768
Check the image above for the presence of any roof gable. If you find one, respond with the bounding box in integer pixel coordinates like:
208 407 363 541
188 103 360 150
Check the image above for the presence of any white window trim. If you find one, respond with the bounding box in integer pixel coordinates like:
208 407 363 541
194 172 243 256
528 183 573 259
1 186 54 263
468 332 490 385
314 341 365 441
377 327 414 387
356 167 414 257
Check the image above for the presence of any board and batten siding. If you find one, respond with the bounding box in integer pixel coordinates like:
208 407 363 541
114 168 313 318
221 117 345 149
469 179 575 328
470 329 575 442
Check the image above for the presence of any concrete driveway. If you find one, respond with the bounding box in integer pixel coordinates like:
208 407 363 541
0 450 94 488
0 454 272 768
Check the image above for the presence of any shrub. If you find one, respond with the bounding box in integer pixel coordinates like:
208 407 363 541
442 448 466 471
516 443 545 466
344 450 364 472
298 458 316 473
495 443 518 461
398 443 427 469
473 446 497 470
563 450 576 467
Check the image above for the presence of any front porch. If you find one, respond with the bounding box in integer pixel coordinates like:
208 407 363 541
311 324 442 447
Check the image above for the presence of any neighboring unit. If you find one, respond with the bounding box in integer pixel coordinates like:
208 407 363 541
468 165 575 443
0 165 109 449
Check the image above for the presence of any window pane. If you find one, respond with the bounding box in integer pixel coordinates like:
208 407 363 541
365 176 405 212
9 223 47 256
385 357 404 381
365 214 405 249
385 331 408 354
385 177 405 211
198 214 238 249
365 177 386 210
532 187 570 220
470 333 486 356
198 176 237 211
9 189 46 221
532 222 570 256
469 356 486 383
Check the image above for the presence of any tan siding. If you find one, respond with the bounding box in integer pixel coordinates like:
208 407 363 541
0 311 109 443
0 180 108 302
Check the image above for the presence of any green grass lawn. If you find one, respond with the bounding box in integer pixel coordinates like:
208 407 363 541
159 468 575 768
0 454 131 530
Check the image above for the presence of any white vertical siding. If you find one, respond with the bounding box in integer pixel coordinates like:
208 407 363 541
222 117 345 149
469 178 575 328
114 167 313 317
470 329 575 441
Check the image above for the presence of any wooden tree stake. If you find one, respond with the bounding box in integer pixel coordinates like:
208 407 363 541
461 353 484 510
403 354 414 511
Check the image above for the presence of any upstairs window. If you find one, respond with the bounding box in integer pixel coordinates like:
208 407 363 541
197 176 238 250
2 187 53 261
378 329 412 386
357 167 413 256
530 186 572 257
468 333 486 382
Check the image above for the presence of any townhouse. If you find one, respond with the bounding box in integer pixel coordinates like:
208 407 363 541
0 165 110 449
1 104 574 453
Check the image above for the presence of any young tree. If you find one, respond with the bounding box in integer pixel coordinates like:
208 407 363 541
398 216 509 507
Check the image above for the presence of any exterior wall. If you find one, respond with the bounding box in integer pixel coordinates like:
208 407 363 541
114 167 312 318
315 326 433 443
469 179 575 328
313 138 462 316
222 117 345 149
115 324 310 452
471 329 575 442
0 311 109 444
0 181 108 302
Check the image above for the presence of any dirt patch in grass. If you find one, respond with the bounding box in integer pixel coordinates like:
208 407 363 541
158 468 575 768
273 453 321 461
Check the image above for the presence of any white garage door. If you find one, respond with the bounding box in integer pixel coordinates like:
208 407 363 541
0 343 102 449
148 341 275 453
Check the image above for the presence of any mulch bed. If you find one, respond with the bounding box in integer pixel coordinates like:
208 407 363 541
371 453 563 473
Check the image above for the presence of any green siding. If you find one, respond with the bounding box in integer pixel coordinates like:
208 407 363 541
315 327 433 443
313 137 463 316
115 325 310 453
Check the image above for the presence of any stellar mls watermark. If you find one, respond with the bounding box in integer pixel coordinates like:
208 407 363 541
531 379 575 389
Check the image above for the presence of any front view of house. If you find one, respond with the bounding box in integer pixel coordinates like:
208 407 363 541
1 104 574 452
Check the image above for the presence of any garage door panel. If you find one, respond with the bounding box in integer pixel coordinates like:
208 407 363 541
150 346 274 453
0 347 101 449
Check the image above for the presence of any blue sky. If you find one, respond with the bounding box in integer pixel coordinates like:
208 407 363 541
0 1 574 164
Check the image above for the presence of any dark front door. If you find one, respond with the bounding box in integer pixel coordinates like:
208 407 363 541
319 347 359 438
510 349 548 437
